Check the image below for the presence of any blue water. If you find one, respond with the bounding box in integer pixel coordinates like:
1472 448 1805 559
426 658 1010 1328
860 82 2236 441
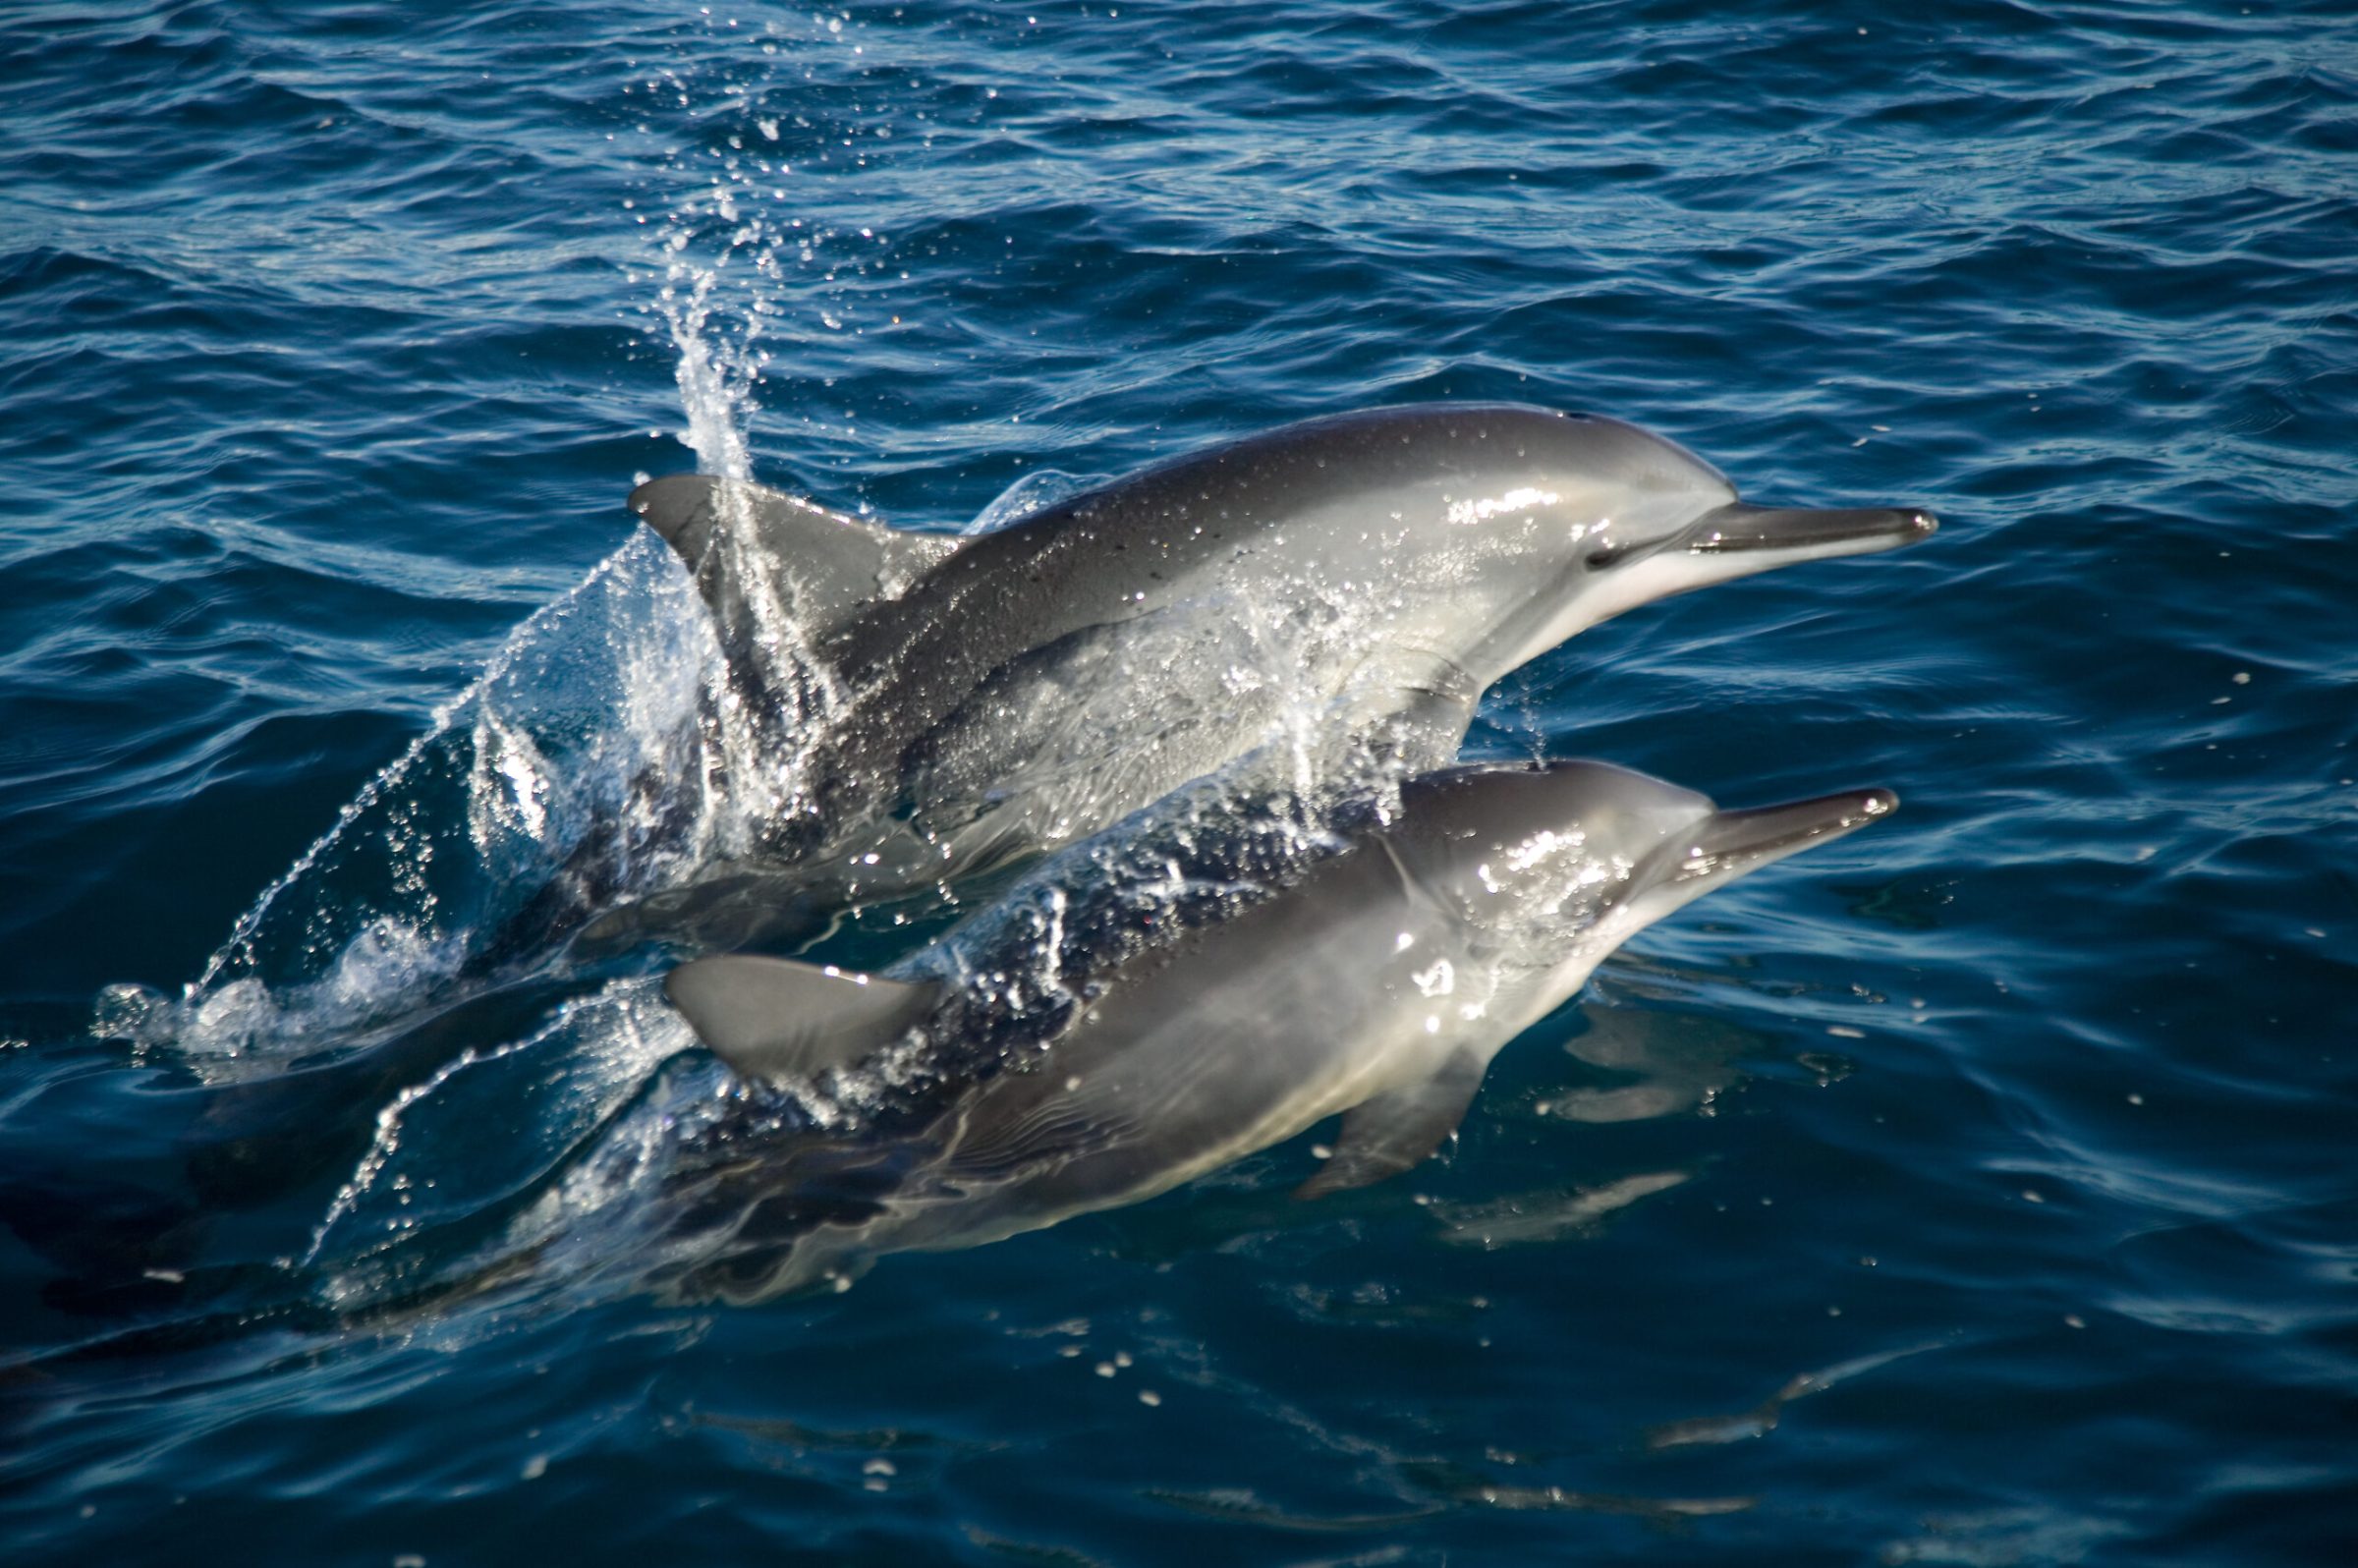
5 0 2355 1560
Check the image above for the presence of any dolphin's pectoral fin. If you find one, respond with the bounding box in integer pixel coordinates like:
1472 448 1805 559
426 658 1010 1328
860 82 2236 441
942 1089 1148 1187
1379 681 1484 774
629 475 961 642
1293 1048 1488 1201
903 607 1292 856
900 618 1133 810
665 956 946 1084
1336 647 1486 774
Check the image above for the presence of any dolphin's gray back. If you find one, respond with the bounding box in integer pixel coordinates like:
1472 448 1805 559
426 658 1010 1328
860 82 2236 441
814 405 1718 846
831 404 1708 693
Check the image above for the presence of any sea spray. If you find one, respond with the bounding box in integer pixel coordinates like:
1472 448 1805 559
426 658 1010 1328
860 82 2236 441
93 535 725 1063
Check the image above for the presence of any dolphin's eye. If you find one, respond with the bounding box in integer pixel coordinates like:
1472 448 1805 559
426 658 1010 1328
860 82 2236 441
1584 543 1625 570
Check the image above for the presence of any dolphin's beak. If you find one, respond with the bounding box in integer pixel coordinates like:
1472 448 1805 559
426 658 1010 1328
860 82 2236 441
1682 503 1937 560
1671 787 1899 884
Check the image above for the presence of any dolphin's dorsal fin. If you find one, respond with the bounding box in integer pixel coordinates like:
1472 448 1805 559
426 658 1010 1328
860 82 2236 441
665 956 945 1084
1294 1047 1488 1200
630 476 960 642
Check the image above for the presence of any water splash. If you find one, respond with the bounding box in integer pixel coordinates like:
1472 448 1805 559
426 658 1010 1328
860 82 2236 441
626 18 929 872
93 533 727 1064
651 188 761 482
635 7 909 481
963 470 1091 536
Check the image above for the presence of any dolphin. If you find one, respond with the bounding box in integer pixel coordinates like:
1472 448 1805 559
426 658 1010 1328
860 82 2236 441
590 405 1933 949
653 758 1896 1301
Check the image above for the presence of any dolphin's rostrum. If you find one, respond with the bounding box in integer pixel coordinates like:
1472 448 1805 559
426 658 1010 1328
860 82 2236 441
654 759 1896 1302
600 404 1932 949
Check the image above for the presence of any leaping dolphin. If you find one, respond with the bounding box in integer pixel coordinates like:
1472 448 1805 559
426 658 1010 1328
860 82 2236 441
654 758 1896 1301
597 405 1933 948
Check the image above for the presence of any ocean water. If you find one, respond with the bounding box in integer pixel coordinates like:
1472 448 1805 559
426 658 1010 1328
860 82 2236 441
4 0 2355 1561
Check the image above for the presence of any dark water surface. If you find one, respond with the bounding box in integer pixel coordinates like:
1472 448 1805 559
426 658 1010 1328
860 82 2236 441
4 1 2354 1562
